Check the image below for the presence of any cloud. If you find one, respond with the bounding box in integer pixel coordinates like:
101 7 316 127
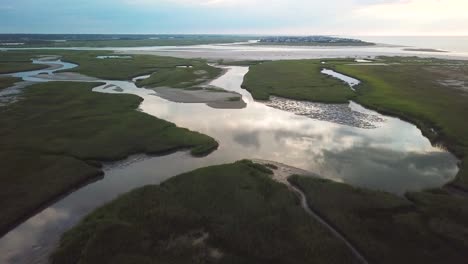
355 0 468 21
1 0 467 34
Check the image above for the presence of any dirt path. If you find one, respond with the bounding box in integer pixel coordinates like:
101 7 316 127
254 159 369 264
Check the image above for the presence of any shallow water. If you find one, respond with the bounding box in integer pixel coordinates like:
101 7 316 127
0 60 460 263
321 68 361 90
4 39 468 61
10 60 77 82
96 55 132 59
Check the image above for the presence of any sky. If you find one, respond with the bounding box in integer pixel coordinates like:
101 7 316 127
0 0 467 35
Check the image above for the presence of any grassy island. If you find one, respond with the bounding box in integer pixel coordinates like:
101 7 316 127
0 81 218 236
135 61 221 89
51 161 358 264
242 60 355 103
53 160 468 264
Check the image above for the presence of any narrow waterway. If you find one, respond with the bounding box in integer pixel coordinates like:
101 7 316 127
0 59 459 263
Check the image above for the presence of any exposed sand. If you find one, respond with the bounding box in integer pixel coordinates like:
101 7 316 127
0 81 35 106
35 55 62 61
37 63 63 71
347 63 389 66
152 87 246 109
34 72 98 81
403 48 448 53
252 159 316 184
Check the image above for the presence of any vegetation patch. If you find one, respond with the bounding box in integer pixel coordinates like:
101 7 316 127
136 61 221 88
0 81 218 236
51 161 358 264
0 76 21 90
289 175 468 264
242 60 355 103
0 51 49 73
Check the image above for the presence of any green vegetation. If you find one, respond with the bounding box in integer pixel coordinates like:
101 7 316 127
0 81 218 236
242 60 355 103
0 51 48 73
136 62 221 88
333 57 468 188
0 76 21 90
289 175 468 264
52 161 358 264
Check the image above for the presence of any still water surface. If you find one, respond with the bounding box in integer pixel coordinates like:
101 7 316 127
0 60 459 263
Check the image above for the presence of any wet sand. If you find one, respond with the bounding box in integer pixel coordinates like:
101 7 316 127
152 86 246 109
403 48 448 53
35 72 99 81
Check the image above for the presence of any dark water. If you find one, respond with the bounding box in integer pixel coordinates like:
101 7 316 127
0 61 459 263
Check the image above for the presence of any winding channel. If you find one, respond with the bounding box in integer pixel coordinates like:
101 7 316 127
0 58 459 263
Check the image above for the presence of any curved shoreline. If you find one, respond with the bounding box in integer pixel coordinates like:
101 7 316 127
325 68 467 191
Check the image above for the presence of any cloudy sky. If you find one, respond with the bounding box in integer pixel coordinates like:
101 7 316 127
0 0 467 35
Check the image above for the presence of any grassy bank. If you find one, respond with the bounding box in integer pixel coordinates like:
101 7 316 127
242 60 354 103
0 51 49 73
0 81 218 236
52 161 358 264
333 58 468 188
0 76 21 90
289 175 468 264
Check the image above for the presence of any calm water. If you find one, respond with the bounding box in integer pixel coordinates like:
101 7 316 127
0 59 459 263
352 36 468 53
3 36 468 61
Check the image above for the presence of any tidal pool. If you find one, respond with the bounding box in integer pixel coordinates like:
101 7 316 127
0 60 459 264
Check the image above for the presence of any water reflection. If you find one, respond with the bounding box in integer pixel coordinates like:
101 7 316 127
0 62 460 264
97 65 458 194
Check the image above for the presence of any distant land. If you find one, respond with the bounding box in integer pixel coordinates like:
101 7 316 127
0 34 374 48
0 34 254 48
257 36 375 46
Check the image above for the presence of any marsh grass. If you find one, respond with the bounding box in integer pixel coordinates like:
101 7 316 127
289 175 468 264
0 81 217 236
51 161 358 264
0 76 21 90
242 60 355 103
